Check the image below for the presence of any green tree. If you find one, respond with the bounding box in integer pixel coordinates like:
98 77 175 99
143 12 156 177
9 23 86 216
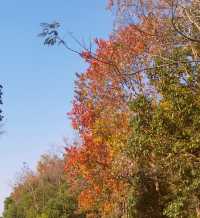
106 1 200 217
126 30 200 218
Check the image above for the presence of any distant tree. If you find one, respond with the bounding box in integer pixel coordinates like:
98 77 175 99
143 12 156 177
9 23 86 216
0 84 3 122
2 153 85 218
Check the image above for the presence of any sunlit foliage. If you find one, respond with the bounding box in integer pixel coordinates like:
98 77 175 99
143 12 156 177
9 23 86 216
3 154 85 218
4 0 200 217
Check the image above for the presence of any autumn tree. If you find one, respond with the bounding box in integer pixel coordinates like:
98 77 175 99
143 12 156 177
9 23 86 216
108 0 200 217
64 22 158 217
3 153 85 218
38 0 200 217
66 1 200 216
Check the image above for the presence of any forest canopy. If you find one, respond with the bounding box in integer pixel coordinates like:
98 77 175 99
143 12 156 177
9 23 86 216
3 0 200 217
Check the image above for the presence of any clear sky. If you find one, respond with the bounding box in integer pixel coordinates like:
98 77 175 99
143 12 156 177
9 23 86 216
0 0 113 215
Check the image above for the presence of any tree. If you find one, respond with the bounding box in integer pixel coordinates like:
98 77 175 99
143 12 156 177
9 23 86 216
64 23 154 217
38 1 200 216
0 84 3 122
66 1 200 216
107 1 200 217
3 153 85 218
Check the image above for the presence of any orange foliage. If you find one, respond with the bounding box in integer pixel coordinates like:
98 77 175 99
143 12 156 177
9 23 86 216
65 24 150 215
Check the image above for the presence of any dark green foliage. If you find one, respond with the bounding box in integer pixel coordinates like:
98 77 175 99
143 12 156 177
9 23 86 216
0 84 3 122
126 43 200 217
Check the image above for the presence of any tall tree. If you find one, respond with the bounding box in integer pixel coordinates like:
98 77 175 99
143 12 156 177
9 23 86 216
38 1 200 216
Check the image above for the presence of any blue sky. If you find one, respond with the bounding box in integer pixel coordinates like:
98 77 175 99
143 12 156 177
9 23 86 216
0 0 113 214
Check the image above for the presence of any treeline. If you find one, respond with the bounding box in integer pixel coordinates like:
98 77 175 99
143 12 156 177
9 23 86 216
3 153 85 218
3 0 200 217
